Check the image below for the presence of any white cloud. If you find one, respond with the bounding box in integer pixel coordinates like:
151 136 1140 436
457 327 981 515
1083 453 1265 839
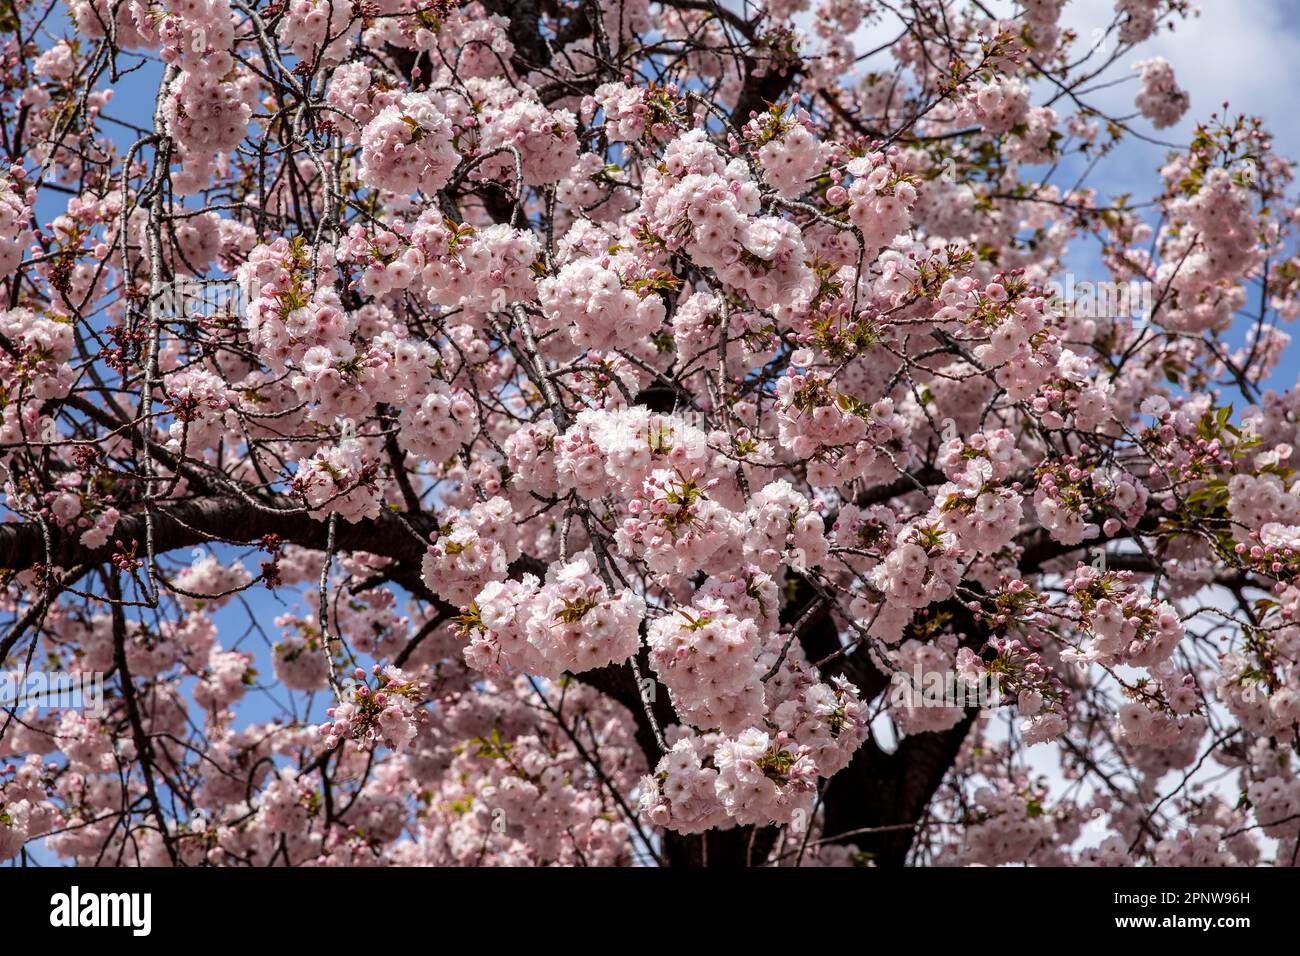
1061 0 1300 156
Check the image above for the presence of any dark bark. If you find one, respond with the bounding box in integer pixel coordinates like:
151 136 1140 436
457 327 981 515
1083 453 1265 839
481 0 553 72
576 649 677 765
819 713 976 866
661 822 779 867
731 57 802 130
0 492 434 573
817 592 991 865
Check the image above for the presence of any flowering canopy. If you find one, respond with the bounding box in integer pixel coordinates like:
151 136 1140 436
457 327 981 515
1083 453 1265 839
1 0 1298 868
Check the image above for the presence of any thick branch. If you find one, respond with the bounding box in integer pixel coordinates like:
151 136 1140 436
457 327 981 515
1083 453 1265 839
0 494 436 573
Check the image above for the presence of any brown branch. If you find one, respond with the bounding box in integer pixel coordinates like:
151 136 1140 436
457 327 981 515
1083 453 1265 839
0 493 436 573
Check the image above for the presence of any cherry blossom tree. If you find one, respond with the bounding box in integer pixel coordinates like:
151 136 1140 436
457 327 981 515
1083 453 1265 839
1 0 1298 868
